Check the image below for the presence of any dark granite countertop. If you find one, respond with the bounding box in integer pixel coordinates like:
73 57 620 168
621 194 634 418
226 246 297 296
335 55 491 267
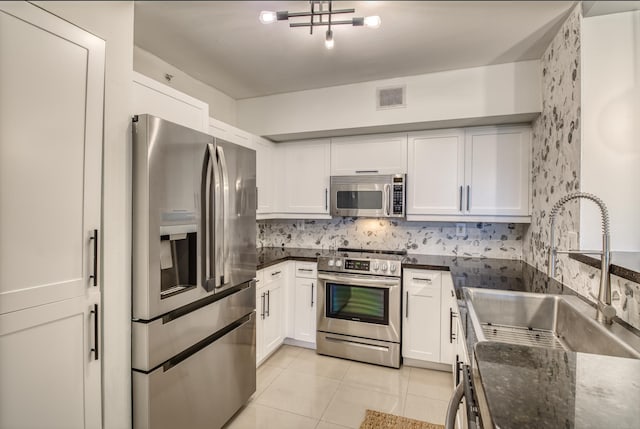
570 251 640 284
257 247 326 269
475 342 640 429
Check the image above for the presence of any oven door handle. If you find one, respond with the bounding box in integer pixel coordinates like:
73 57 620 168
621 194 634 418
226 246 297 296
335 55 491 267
317 272 400 288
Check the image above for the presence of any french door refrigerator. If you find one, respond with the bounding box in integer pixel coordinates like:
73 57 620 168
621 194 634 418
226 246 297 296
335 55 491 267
131 114 257 429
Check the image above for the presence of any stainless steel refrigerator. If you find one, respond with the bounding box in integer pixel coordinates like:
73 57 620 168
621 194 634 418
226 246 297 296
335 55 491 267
131 114 257 429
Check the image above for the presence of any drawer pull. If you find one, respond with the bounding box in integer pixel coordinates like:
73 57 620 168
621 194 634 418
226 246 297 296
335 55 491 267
412 277 433 283
271 271 281 276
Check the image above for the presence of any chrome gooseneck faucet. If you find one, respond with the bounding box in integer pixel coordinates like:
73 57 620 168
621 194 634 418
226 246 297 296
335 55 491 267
548 192 615 324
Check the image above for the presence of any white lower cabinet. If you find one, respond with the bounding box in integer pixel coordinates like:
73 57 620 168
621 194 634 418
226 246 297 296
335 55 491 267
440 274 458 364
256 263 287 365
403 269 460 368
402 269 442 362
293 262 317 344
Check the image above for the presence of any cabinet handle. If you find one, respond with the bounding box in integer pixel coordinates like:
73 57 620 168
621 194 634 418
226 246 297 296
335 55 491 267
271 271 281 276
355 170 379 174
412 277 432 283
450 308 458 343
266 290 270 317
90 304 99 360
325 188 328 211
451 289 455 298
466 185 470 211
455 355 461 385
311 282 314 307
405 291 409 318
89 229 98 287
459 186 463 212
260 293 265 319
298 268 313 272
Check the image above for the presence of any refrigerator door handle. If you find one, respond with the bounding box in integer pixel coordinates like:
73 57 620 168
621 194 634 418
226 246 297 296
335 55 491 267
216 145 231 287
202 144 217 292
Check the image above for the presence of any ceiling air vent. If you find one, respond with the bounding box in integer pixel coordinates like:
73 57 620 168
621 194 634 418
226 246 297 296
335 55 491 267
376 85 406 110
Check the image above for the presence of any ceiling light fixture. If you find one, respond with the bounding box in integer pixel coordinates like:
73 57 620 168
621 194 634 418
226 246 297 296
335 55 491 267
259 1 381 49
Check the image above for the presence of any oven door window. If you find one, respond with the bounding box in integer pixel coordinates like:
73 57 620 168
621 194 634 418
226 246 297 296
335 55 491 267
326 282 389 325
336 190 383 210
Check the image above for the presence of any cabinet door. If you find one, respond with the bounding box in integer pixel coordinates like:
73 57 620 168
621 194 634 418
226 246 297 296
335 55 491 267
402 271 442 362
255 136 275 214
294 277 316 343
0 294 101 428
279 139 330 214
407 130 465 215
439 275 458 364
133 71 209 133
464 126 531 216
331 133 408 175
256 284 266 365
0 4 103 426
263 282 283 356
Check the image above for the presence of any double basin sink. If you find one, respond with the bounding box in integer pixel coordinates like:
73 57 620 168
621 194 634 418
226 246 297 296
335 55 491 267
464 288 640 359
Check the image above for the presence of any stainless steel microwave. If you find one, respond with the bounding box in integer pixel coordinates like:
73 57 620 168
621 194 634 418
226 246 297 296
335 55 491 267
330 174 406 218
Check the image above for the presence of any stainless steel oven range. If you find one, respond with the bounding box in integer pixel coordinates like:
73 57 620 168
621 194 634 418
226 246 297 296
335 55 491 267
316 249 405 368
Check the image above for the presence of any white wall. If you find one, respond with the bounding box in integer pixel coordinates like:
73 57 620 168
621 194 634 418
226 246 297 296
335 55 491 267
134 46 237 125
33 2 134 428
237 60 541 140
581 11 640 251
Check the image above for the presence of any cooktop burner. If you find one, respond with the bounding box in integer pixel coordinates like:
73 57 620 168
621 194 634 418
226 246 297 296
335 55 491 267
337 248 407 256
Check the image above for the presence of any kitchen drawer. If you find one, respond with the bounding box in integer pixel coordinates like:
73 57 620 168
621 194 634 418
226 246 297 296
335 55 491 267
262 263 286 285
403 269 442 288
295 261 317 279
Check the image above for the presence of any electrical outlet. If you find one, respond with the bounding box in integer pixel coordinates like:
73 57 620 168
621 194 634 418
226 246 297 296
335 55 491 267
456 223 466 237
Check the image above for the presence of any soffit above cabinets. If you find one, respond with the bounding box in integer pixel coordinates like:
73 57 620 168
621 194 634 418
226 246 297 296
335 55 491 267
134 1 574 99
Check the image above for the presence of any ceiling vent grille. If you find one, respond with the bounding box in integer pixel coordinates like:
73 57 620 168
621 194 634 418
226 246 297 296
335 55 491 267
376 85 406 110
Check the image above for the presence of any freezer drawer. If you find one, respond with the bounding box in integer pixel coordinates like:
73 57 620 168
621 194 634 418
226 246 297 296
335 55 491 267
133 312 256 429
132 281 255 371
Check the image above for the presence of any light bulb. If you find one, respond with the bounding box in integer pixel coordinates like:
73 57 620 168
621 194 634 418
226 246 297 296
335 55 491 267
364 15 381 28
325 30 334 49
259 10 277 24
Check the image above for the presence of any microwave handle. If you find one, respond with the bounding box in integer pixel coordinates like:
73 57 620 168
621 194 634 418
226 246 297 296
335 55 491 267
384 184 391 216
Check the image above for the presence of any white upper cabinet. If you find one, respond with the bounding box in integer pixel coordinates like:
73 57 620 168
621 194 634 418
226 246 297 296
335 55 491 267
331 133 408 175
276 139 331 216
255 136 276 215
407 129 465 215
209 116 253 149
407 125 531 222
464 126 531 216
132 71 209 133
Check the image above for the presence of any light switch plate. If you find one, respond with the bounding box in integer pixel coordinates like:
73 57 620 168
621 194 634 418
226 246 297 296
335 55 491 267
568 231 578 249
456 223 466 237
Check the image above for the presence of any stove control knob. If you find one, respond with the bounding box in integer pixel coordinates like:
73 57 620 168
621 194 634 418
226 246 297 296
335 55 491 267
373 262 379 271
335 259 343 267
328 259 335 267
381 263 388 271
390 263 397 273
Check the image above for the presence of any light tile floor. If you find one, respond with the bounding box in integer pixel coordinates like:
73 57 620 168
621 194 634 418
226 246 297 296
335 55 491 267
224 345 453 429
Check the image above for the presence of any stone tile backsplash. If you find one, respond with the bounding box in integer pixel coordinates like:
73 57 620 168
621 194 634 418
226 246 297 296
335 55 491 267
258 218 524 259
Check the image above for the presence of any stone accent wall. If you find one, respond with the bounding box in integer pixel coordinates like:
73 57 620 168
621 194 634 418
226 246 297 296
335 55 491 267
523 5 640 329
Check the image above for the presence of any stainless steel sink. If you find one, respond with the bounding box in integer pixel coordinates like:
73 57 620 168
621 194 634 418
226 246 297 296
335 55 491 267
464 288 640 359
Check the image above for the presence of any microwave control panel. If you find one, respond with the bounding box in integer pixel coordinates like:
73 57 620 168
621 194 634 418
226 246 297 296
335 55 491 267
392 176 405 215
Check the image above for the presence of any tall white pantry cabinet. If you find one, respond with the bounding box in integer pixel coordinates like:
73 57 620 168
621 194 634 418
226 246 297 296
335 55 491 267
0 3 104 428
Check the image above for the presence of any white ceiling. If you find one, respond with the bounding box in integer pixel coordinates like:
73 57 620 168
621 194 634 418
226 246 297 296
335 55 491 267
134 1 575 100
